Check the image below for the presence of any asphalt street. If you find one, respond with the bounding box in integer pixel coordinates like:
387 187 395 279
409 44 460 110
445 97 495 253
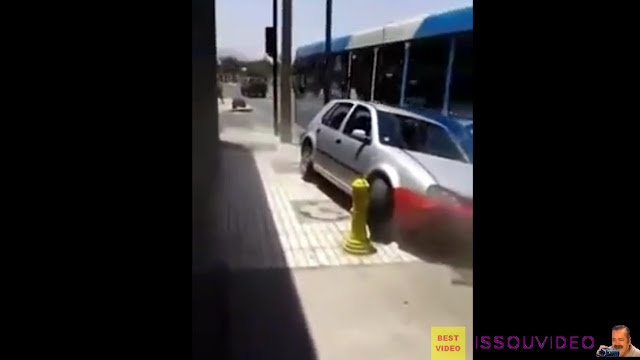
221 82 276 133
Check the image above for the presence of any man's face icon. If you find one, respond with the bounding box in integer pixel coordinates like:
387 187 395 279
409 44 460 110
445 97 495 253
612 329 631 355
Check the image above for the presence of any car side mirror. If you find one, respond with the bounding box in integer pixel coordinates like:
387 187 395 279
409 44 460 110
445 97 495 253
351 129 370 143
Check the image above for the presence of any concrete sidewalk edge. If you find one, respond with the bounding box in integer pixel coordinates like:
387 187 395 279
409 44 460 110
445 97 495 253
218 98 254 113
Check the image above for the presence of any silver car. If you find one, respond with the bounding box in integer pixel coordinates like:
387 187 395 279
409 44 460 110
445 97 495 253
299 100 473 242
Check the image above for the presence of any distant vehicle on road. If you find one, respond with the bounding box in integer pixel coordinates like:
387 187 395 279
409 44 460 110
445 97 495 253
299 99 472 242
240 77 268 98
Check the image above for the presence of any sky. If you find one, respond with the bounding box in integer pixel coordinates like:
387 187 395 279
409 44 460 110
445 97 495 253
216 0 473 60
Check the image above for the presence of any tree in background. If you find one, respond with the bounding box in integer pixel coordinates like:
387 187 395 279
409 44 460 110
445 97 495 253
243 59 272 78
218 56 241 82
217 56 278 82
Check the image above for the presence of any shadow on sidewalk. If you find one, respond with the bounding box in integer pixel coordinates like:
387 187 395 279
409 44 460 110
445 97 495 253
313 175 351 212
395 208 473 268
393 214 473 286
193 141 318 360
311 172 472 283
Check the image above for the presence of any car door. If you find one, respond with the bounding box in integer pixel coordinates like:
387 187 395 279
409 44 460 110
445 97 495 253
332 105 376 187
314 102 355 180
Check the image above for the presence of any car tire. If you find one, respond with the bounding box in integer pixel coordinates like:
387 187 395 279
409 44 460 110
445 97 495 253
300 141 317 182
367 178 394 244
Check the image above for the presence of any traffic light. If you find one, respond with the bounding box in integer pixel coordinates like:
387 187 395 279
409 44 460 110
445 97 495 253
265 26 275 58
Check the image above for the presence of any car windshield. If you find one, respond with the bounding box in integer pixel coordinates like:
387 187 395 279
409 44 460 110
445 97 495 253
377 111 468 163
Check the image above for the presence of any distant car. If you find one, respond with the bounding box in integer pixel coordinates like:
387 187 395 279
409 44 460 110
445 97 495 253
299 100 472 242
240 77 267 98
231 97 246 110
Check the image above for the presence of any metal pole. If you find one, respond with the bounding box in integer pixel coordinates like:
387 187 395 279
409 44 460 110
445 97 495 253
399 41 410 107
192 0 218 265
443 37 456 116
272 0 279 135
370 47 379 101
323 0 333 104
346 51 352 99
280 0 292 143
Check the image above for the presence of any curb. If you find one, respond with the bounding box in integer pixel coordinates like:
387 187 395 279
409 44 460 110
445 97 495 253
230 105 253 112
218 104 254 113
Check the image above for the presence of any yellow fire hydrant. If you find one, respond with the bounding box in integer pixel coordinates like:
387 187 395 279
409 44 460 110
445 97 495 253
343 177 376 255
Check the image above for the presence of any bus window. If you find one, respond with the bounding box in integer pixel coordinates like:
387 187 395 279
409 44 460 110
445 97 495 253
404 36 449 112
349 48 374 101
374 42 404 106
328 52 349 99
293 58 307 96
300 55 323 97
293 53 328 128
449 32 473 119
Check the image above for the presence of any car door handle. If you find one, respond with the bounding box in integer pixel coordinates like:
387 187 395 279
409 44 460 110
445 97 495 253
335 139 341 144
316 128 321 134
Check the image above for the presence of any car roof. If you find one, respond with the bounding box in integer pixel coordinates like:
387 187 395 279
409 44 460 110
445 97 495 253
371 102 429 119
330 99 440 125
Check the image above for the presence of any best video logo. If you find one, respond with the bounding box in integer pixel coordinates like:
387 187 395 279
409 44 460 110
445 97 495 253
431 326 465 360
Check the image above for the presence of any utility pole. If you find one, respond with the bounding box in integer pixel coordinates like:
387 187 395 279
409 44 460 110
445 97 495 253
192 8 229 358
323 0 332 105
279 0 292 143
272 0 279 136
192 0 218 246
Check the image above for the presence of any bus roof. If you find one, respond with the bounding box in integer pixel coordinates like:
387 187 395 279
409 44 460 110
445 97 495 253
295 5 472 59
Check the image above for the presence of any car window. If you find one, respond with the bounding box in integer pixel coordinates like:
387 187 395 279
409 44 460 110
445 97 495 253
423 124 465 161
377 111 467 162
321 103 353 130
342 105 372 138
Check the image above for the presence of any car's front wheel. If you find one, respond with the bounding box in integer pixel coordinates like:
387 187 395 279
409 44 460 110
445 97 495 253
367 178 394 244
300 141 317 182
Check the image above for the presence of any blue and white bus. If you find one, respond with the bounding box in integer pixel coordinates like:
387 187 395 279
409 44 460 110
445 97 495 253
293 5 473 160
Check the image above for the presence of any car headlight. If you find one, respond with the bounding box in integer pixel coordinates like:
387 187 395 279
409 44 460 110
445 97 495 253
426 185 460 206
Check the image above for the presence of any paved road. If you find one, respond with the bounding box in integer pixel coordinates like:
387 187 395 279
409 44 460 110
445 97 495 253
220 82 306 142
221 82 276 133
221 82 242 99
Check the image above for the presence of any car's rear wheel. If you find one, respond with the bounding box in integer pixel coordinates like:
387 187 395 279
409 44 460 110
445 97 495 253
300 141 317 182
367 177 394 244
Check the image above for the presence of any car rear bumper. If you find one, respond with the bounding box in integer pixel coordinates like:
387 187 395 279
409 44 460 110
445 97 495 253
392 187 472 241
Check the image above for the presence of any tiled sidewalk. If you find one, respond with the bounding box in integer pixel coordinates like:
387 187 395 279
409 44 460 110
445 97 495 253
219 127 421 269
